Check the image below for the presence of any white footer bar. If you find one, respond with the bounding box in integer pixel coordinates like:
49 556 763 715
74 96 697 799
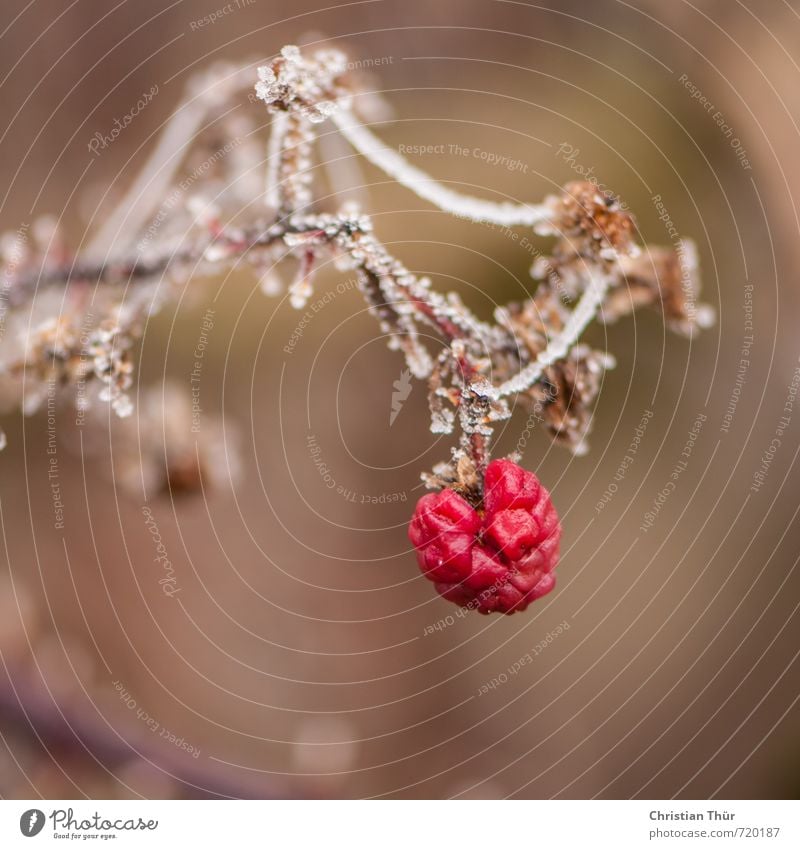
1 799 796 848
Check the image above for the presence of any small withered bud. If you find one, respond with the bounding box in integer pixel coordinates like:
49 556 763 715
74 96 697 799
163 452 204 496
612 240 715 336
531 345 615 455
255 45 348 123
500 285 568 349
495 292 613 454
537 181 638 261
422 448 483 506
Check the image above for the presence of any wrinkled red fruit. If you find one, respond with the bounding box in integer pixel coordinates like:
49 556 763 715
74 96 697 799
409 459 561 614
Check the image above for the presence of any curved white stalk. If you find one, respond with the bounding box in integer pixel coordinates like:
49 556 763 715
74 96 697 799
496 270 612 398
327 105 610 402
317 128 369 207
331 109 548 227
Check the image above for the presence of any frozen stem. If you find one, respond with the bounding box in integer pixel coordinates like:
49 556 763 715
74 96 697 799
495 268 612 398
331 109 550 227
0 44 713 482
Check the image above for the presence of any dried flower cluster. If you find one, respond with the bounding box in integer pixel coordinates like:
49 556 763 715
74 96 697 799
0 44 712 606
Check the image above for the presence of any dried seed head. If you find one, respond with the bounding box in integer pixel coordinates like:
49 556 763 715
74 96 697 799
530 345 614 454
255 45 349 123
421 447 482 506
613 239 715 335
492 289 613 453
537 181 638 261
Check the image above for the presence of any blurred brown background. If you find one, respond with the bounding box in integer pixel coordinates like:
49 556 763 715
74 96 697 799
0 0 798 799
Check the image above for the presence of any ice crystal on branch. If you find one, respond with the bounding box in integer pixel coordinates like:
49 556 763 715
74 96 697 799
0 43 712 536
255 45 349 216
255 45 348 122
535 181 638 261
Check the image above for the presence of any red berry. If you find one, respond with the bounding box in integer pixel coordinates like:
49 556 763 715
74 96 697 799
408 459 561 614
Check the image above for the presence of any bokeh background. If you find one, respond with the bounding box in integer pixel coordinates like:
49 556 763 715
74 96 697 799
0 0 798 799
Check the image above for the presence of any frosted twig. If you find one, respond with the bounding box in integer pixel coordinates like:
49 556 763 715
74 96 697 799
264 111 289 210
0 43 711 478
496 268 612 398
331 109 549 227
